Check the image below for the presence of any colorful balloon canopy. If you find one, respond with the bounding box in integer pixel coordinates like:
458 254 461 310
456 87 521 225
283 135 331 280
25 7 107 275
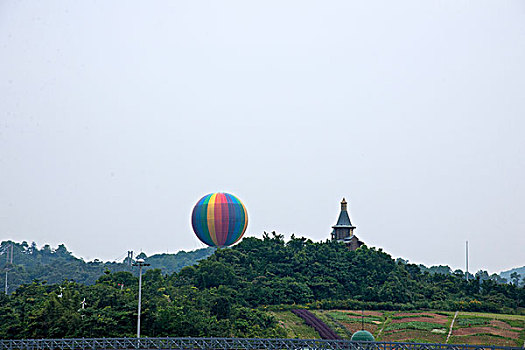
191 192 248 248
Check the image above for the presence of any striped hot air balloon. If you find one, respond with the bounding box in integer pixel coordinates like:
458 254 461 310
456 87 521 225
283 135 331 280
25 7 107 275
191 192 248 248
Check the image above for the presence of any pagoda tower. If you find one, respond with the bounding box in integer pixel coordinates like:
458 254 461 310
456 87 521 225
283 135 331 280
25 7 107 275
331 198 363 251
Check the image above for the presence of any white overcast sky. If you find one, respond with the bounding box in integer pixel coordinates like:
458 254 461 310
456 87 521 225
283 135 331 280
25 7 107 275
1 1 524 274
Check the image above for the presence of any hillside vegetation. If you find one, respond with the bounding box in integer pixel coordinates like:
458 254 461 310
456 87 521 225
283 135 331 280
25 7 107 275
500 267 525 287
0 233 523 340
0 241 214 290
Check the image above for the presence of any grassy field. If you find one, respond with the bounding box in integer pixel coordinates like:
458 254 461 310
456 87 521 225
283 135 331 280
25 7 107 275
271 310 525 347
269 311 321 339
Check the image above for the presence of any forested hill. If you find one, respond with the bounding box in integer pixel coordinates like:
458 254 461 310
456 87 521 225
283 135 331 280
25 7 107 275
0 233 523 339
500 266 525 286
1 237 521 294
0 241 214 291
181 233 523 312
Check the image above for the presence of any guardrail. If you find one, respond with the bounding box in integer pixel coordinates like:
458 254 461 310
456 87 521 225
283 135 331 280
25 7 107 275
0 337 520 350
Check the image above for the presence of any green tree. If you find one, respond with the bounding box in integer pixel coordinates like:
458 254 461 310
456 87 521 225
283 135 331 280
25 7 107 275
510 272 520 286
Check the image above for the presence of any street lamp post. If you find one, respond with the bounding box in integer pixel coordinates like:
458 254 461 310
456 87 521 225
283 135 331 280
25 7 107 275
4 244 13 295
4 267 8 295
132 259 150 338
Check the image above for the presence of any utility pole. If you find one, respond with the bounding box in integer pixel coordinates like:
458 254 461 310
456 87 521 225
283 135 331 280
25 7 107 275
132 259 150 338
4 243 13 295
465 241 469 282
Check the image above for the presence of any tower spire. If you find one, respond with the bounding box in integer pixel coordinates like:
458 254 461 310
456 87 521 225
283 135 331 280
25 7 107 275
330 197 364 250
341 198 347 211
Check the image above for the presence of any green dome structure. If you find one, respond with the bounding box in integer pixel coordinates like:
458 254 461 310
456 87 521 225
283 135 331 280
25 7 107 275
351 330 375 341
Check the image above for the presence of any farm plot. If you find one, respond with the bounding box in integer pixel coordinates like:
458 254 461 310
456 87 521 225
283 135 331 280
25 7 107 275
313 310 386 339
450 313 525 347
381 329 448 344
380 312 450 343
391 312 449 325
280 309 524 346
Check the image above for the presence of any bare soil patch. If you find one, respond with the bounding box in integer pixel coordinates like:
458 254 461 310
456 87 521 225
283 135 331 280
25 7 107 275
341 322 378 334
449 335 519 347
381 330 445 343
490 320 522 331
391 316 448 325
394 312 442 318
453 327 519 339
334 314 383 322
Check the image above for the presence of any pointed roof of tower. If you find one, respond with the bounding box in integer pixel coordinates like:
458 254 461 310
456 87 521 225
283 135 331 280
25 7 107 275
332 198 356 228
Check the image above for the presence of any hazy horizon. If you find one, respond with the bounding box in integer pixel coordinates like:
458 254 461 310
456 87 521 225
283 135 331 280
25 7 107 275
1 1 524 275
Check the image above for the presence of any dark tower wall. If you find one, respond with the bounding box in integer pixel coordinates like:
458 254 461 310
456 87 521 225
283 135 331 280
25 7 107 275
330 198 363 251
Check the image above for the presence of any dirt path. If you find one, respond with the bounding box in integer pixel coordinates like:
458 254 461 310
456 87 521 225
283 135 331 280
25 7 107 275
292 309 340 340
446 311 458 343
376 321 387 339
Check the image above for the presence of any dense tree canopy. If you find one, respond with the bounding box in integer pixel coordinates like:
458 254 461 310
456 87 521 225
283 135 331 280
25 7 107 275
0 241 214 290
171 233 523 311
0 234 523 339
